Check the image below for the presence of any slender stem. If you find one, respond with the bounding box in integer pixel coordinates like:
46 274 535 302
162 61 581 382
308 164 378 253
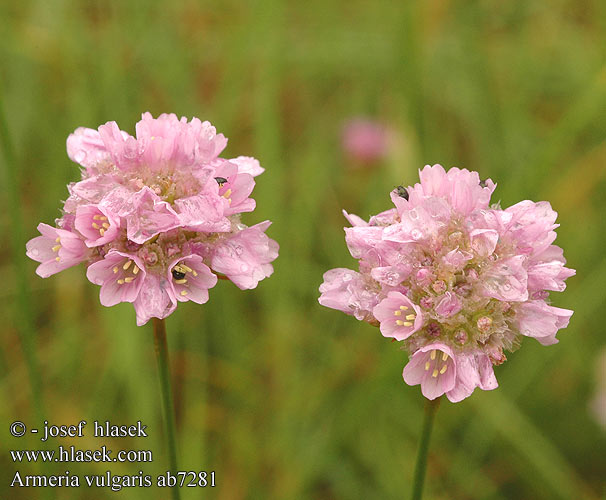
411 396 442 500
152 318 181 500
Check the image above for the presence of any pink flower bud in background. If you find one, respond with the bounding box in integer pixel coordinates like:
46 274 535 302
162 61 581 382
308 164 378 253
341 118 390 166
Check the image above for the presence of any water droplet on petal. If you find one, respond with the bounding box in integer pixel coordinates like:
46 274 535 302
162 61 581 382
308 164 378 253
409 209 419 220
385 272 398 285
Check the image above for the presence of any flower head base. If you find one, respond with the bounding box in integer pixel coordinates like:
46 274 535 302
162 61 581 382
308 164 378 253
319 164 574 402
27 113 278 325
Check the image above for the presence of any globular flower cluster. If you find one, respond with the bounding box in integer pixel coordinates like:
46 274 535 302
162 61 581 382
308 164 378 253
27 113 279 325
319 165 574 402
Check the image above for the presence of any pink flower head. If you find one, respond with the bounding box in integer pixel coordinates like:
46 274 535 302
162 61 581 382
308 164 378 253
373 291 423 340
319 164 574 401
27 113 278 325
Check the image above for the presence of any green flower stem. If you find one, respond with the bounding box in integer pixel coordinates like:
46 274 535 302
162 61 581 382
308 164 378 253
152 318 181 500
411 396 442 500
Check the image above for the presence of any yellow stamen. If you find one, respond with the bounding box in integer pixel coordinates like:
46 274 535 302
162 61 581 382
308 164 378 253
102 222 110 229
175 279 187 284
99 228 105 236
124 277 134 283
117 279 125 284
430 350 436 360
93 215 103 220
52 245 61 252
440 365 448 374
123 260 132 270
180 264 193 273
222 188 232 199
394 310 402 316
424 361 430 371
99 215 107 221
133 266 139 275
403 321 413 327
92 222 100 229
432 369 439 378
180 290 188 296
399 305 408 310
55 256 60 261
405 314 416 320
55 237 60 242
442 352 448 361
396 320 405 326
192 270 198 277
113 266 119 273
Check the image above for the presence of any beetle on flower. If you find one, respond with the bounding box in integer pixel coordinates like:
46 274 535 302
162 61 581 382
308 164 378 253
319 164 574 402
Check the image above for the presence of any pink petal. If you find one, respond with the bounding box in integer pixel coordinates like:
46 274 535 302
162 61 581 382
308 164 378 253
373 292 423 340
403 344 456 400
174 194 230 233
133 274 177 326
168 255 218 304
229 156 265 177
211 221 279 290
66 127 111 170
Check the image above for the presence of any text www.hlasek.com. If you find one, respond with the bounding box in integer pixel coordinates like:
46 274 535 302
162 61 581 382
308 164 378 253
10 446 152 463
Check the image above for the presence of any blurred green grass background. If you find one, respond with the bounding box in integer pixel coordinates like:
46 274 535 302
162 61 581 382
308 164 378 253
1 0 605 499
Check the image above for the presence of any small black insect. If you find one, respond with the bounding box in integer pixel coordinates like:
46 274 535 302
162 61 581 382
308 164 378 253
171 267 186 280
215 177 228 186
396 185 409 200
